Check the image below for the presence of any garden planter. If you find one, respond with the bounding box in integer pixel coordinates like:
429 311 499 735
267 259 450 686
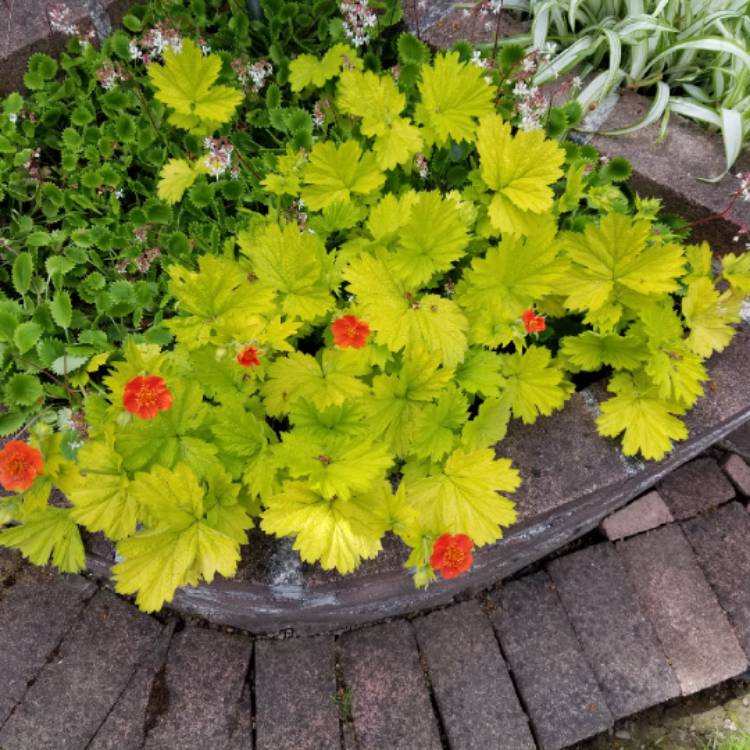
84 322 750 634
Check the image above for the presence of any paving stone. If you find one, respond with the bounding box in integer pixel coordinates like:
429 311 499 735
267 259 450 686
723 454 750 497
547 543 680 719
88 620 177 750
255 635 340 750
413 600 535 750
340 619 442 750
591 90 750 249
600 490 674 541
143 625 253 750
618 524 747 695
490 572 613 750
722 422 750 462
657 457 735 521
501 390 629 521
683 502 750 659
0 589 161 750
0 567 95 726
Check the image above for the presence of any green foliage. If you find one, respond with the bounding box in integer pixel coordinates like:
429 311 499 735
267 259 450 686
0 0 748 614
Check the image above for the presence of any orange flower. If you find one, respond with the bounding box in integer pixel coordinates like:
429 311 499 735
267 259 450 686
236 345 261 368
521 308 546 334
430 533 474 580
331 315 370 349
123 375 173 420
0 440 44 492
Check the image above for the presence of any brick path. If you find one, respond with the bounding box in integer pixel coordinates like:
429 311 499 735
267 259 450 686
1 438 750 749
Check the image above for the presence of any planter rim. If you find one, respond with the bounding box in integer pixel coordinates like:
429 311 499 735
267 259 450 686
85 324 750 635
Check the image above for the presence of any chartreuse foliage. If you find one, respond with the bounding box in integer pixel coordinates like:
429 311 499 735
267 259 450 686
1 20 748 614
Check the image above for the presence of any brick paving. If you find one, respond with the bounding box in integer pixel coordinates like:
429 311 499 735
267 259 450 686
0 439 749 748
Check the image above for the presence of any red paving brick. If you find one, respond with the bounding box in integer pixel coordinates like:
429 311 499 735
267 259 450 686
548 543 679 719
723 454 750 497
683 502 750 659
255 635 340 750
0 568 95 726
340 620 442 750
657 457 735 520
618 525 747 695
600 491 674 541
490 573 613 750
414 600 535 750
88 620 176 750
0 590 161 750
142 625 252 750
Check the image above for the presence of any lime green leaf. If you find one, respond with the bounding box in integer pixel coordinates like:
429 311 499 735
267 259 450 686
461 398 511 452
645 346 706 407
499 346 571 424
261 481 389 573
415 52 495 145
147 39 242 132
455 219 561 340
289 44 361 92
158 158 199 204
406 448 519 545
477 113 565 235
337 69 423 169
597 372 688 460
344 252 468 367
238 222 336 321
388 191 468 287
363 349 453 457
409 386 468 461
721 251 750 294
166 255 275 348
300 140 385 211
560 331 647 371
682 278 741 358
116 382 217 476
289 400 367 442
560 213 685 330
68 436 137 540
262 349 370 417
0 507 84 572
454 348 505 397
114 521 239 612
278 432 392 500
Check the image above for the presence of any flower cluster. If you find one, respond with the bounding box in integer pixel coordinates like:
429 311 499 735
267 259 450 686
414 153 429 179
203 138 234 179
312 100 327 128
521 308 546 334
340 0 377 47
430 533 474 579
95 62 125 91
237 345 262 368
47 2 94 42
0 441 44 492
288 198 308 231
331 315 370 349
128 25 183 63
123 376 173 420
232 59 273 92
738 172 750 203
512 80 547 131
